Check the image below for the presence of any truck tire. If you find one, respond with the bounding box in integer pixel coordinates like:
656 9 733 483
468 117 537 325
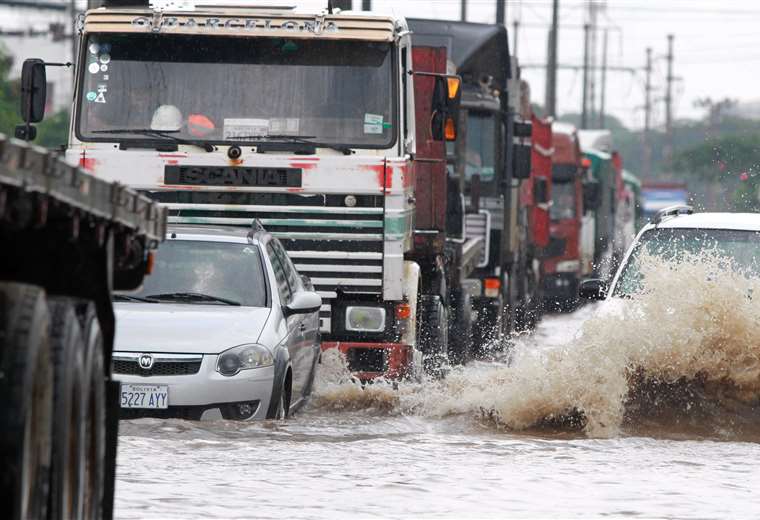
77 303 106 520
47 298 87 520
417 294 449 377
447 288 472 366
0 282 54 520
472 298 500 358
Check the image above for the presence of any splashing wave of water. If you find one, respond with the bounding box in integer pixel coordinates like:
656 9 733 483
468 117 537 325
312 252 760 439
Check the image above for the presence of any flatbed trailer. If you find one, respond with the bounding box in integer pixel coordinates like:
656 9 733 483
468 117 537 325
0 135 166 520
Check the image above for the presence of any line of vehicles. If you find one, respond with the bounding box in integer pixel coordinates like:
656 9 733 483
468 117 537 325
1 1 656 518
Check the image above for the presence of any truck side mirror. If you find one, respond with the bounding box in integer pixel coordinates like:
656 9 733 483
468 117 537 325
19 59 47 124
579 278 607 300
15 58 47 141
512 120 532 180
534 177 550 205
431 75 462 142
583 180 601 212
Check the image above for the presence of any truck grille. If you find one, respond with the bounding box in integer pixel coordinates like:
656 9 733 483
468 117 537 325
158 192 385 334
465 210 491 268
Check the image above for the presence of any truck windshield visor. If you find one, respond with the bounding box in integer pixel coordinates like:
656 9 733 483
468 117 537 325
126 240 268 307
614 228 760 297
77 34 394 148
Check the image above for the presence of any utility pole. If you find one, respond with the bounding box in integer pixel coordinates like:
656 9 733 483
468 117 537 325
512 20 520 58
581 23 590 129
496 0 505 25
598 28 608 128
664 33 675 172
69 0 77 63
587 1 599 126
643 47 653 178
544 0 559 118
460 0 466 22
362 0 371 10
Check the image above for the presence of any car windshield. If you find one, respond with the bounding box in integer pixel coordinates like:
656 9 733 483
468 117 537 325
614 227 760 297
124 240 268 307
551 181 576 221
77 33 394 148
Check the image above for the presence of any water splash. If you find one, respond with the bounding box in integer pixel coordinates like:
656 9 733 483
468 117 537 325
312 251 760 438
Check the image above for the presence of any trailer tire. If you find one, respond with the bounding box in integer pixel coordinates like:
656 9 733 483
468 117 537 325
447 288 472 366
0 282 53 520
47 298 87 520
77 303 106 520
417 294 448 377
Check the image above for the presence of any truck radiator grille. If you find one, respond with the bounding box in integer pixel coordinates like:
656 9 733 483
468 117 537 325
465 210 491 268
158 193 385 334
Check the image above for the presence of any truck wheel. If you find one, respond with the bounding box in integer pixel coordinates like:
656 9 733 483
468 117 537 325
447 288 472 366
417 294 449 377
471 298 500 359
77 303 106 520
47 298 87 520
0 282 53 520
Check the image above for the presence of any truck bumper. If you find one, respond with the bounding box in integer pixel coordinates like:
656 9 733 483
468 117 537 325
321 342 413 381
543 273 579 311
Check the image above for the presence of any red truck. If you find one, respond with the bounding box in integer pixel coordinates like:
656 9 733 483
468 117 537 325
514 110 552 328
543 123 587 311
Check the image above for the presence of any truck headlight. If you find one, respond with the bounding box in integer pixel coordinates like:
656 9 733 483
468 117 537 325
217 344 273 376
345 306 386 332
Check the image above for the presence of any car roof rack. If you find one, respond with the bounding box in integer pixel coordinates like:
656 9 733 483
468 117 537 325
653 204 693 225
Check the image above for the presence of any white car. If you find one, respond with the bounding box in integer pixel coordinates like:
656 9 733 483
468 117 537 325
112 224 322 420
580 206 760 301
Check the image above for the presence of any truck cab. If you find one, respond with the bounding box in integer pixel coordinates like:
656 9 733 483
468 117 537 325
33 1 463 380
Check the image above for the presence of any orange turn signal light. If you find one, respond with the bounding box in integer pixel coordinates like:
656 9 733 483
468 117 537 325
444 117 457 141
447 76 461 100
145 251 155 275
581 157 592 168
484 278 501 290
395 302 412 320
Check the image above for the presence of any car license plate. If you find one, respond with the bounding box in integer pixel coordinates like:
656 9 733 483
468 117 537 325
120 383 169 409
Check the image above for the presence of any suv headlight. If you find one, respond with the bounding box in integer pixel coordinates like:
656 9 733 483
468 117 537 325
345 306 386 332
217 344 273 376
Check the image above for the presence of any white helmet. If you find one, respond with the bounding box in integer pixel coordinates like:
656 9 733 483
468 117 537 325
150 104 183 132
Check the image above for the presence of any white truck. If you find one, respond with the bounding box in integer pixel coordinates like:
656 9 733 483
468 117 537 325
26 1 483 379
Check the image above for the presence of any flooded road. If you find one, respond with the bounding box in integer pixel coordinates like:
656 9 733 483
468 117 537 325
115 291 760 519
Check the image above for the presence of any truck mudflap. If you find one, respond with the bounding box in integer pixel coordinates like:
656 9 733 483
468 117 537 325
321 342 413 381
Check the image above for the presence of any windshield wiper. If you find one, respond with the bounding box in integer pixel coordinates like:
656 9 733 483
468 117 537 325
143 292 241 306
92 129 215 152
230 134 353 155
113 294 159 303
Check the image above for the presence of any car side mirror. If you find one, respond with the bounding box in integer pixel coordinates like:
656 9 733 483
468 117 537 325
284 290 322 317
579 278 607 300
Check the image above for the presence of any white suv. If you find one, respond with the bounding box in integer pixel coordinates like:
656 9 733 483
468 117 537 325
580 206 760 300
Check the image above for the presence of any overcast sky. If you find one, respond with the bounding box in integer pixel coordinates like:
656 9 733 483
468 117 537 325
3 0 759 129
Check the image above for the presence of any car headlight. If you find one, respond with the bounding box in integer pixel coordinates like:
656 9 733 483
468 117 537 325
217 344 273 376
345 306 386 332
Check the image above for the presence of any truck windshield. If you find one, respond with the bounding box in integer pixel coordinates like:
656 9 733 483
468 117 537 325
551 181 576 221
614 228 760 297
77 34 394 148
124 240 268 307
465 112 496 184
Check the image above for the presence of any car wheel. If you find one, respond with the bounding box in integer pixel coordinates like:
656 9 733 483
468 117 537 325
267 369 291 420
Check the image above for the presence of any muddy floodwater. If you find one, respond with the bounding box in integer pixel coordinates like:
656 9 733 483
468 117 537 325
116 261 760 518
